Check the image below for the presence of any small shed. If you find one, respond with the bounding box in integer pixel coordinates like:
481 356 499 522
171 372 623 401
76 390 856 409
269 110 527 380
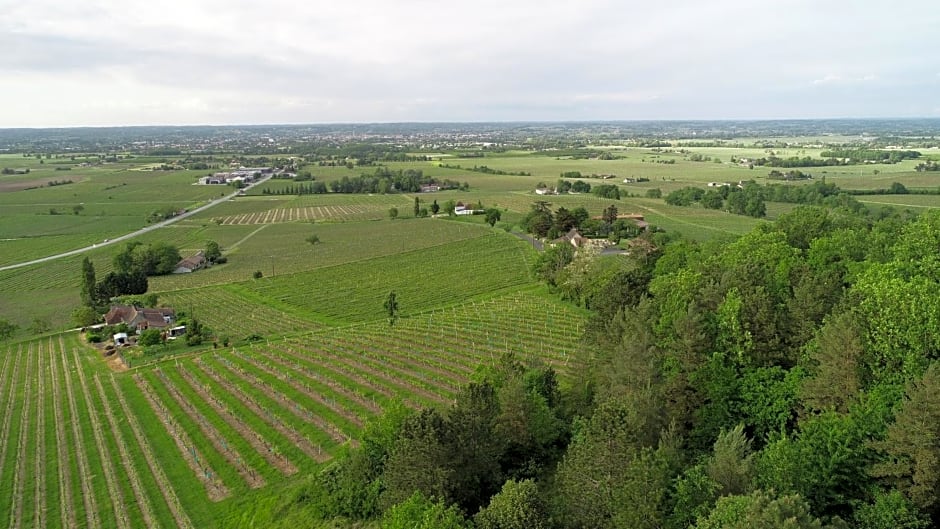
113 332 129 345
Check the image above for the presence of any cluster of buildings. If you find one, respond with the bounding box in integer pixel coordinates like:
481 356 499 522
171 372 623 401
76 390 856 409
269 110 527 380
104 304 186 345
197 167 273 185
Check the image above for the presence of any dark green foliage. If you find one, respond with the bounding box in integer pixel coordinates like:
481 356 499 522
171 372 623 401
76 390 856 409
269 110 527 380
381 408 455 509
381 492 471 529
0 318 17 341
521 203 554 238
531 244 574 286
871 362 940 515
80 256 97 308
205 240 222 262
666 186 705 206
384 291 398 325
138 328 162 346
693 490 834 529
592 184 621 199
485 208 502 227
475 479 547 529
112 240 181 276
853 489 930 529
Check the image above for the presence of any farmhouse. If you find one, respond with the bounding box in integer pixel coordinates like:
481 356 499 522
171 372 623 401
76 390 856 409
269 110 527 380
454 202 482 216
552 228 589 248
420 184 441 192
174 251 207 274
104 305 176 331
535 187 555 195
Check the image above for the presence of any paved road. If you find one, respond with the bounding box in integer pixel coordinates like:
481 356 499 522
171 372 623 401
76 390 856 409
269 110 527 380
0 175 272 272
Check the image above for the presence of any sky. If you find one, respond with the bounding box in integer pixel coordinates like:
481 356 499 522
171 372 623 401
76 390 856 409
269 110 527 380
1 0 938 127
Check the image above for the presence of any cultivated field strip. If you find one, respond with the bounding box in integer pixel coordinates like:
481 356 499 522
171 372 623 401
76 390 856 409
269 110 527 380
161 287 321 338
32 340 47 529
92 374 160 528
192 358 331 463
136 373 231 501
66 343 131 529
176 365 299 476
236 232 532 327
216 204 386 224
58 337 103 529
148 368 267 489
8 344 33 529
47 340 77 528
107 374 195 528
206 354 355 446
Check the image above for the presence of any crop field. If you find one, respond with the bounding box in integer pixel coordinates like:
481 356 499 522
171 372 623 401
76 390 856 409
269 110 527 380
242 232 534 325
150 218 492 292
157 229 535 335
0 287 585 527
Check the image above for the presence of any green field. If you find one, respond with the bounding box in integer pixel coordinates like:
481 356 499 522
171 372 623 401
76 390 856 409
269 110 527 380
0 287 586 528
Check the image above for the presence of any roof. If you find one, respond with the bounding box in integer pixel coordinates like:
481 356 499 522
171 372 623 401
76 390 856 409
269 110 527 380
175 251 207 271
104 305 175 328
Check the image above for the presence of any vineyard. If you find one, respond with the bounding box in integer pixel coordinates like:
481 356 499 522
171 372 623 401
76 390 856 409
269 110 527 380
214 205 387 224
0 289 586 527
208 194 413 225
243 231 536 325
149 218 490 292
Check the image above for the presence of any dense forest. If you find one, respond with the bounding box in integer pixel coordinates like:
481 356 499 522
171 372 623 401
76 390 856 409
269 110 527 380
267 202 940 529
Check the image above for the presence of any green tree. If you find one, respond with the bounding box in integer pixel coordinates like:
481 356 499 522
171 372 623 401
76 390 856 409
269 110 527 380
854 489 929 529
71 306 99 327
205 240 222 263
414 196 420 217
381 492 471 529
554 397 671 528
381 409 453 508
253 270 263 279
693 490 833 529
475 479 548 529
871 362 940 513
602 203 619 225
448 382 506 512
707 424 755 497
80 256 97 308
532 244 574 286
0 318 17 341
384 291 399 325
72 204 84 215
800 312 865 413
389 207 399 220
485 208 502 227
306 234 321 245
30 317 50 335
138 328 162 346
431 200 440 215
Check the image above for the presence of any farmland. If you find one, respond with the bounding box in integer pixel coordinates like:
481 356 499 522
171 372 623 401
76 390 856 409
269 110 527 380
0 288 586 527
3 121 940 527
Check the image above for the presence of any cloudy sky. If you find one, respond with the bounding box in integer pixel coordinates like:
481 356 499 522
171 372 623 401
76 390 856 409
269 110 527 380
1 0 938 127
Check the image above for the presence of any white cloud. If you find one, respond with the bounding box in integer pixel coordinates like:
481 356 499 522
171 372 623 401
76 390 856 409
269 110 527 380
0 0 938 126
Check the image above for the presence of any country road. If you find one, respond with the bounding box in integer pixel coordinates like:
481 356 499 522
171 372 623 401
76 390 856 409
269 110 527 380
0 175 272 272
